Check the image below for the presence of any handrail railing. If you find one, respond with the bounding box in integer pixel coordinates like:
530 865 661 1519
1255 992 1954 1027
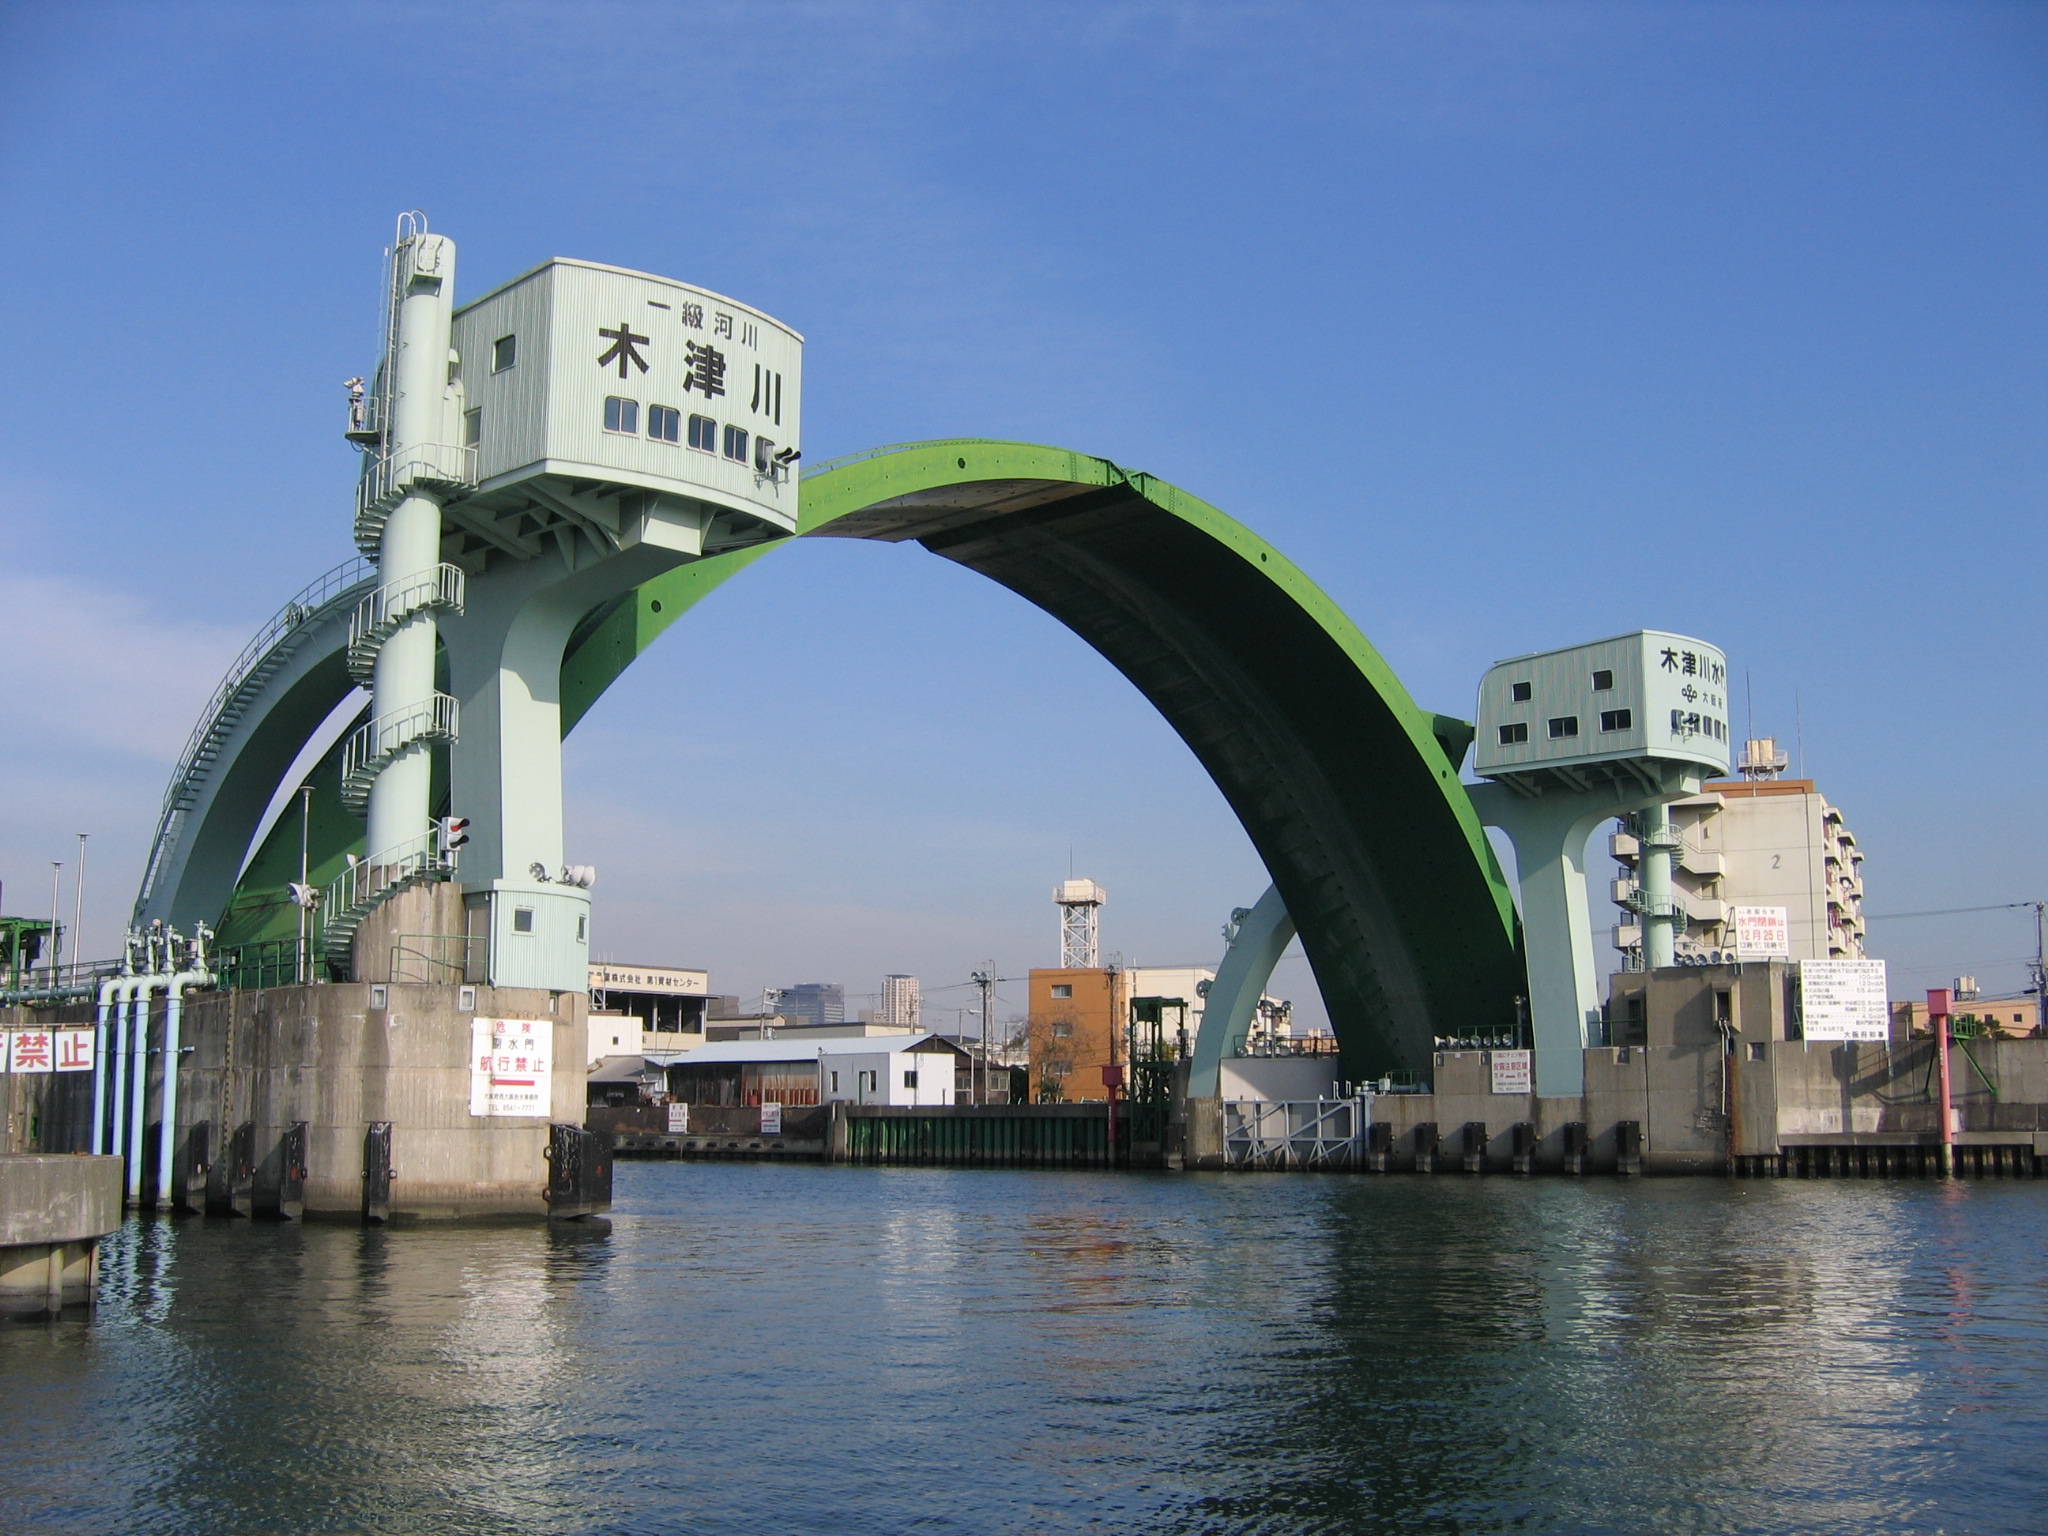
319 831 455 962
135 556 377 919
346 563 466 681
339 693 460 810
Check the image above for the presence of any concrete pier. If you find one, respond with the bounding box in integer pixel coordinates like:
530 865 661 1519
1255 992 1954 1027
0 1154 121 1315
172 981 593 1221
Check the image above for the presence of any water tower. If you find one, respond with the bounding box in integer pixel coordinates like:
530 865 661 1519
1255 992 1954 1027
1055 879 1106 969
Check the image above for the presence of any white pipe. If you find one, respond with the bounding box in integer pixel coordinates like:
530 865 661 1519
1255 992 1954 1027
91 975 123 1154
107 977 141 1158
154 970 210 1207
125 978 165 1204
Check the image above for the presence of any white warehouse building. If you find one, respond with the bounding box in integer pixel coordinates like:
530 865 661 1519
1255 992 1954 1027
661 1033 964 1109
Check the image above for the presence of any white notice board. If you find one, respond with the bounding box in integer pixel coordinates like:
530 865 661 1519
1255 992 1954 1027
1733 906 1790 959
1489 1049 1532 1094
760 1102 783 1134
470 1017 553 1117
1799 959 1890 1042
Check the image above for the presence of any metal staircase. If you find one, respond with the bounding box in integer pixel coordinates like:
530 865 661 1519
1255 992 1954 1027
133 557 375 922
353 442 477 554
339 693 461 811
346 563 466 682
318 829 456 970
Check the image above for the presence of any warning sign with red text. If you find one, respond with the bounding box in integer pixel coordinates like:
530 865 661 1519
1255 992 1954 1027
469 1017 553 1117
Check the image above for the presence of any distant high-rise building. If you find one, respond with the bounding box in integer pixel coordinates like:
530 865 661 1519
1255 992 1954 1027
879 974 921 1027
777 982 845 1029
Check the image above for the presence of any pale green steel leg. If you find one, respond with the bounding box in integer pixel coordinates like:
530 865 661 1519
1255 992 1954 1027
1469 770 1701 1098
1187 884 1296 1098
1640 801 1678 969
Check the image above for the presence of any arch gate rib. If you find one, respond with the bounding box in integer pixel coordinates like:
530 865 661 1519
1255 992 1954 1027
159 440 1522 1077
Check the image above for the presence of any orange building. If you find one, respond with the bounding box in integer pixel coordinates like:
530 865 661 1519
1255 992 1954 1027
1891 993 2040 1039
1025 967 1130 1102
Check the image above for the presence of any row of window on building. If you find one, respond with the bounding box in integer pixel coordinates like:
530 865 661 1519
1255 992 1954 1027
1506 668 1618 704
1497 708 1633 746
604 396 770 468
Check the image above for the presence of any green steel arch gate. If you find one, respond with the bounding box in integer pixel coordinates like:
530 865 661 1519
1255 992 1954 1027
215 440 1522 1076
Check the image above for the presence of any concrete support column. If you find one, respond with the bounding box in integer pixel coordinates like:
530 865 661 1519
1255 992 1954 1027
364 231 456 861
443 507 709 993
1468 789 1611 1098
1639 802 1678 969
365 491 444 858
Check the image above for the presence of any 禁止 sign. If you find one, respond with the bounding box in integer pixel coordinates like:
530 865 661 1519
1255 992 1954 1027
0 1029 96 1072
1489 1049 1532 1094
1733 906 1790 959
760 1102 783 1134
469 1018 553 1117
5 1030 54 1073
1799 959 1890 1042
666 1101 689 1133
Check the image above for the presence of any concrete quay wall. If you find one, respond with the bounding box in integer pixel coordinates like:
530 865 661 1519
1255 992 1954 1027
0 1154 121 1313
1185 1036 2048 1174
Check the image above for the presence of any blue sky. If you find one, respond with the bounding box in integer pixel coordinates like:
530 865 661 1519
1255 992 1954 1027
1 1 2042 1021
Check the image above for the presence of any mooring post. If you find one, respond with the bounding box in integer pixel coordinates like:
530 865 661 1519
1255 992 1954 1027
1929 987 1955 1179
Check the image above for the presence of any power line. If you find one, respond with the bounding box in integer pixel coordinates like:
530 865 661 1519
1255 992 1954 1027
1865 901 2041 921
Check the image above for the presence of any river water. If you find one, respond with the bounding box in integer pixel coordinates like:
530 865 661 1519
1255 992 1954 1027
2 1164 2044 1534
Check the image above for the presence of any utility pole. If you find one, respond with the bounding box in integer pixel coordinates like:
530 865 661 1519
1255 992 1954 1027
971 963 995 1105
47 862 62 982
72 833 88 974
2032 903 2046 1021
299 786 314 983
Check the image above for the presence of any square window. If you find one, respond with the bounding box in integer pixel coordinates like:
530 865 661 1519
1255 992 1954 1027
512 908 534 934
1051 983 1072 999
492 335 516 371
688 414 717 452
1547 716 1579 739
604 397 638 434
1599 708 1633 732
723 424 749 462
1497 722 1528 745
1591 669 1614 691
903 1070 918 1088
1510 681 1532 702
648 404 680 443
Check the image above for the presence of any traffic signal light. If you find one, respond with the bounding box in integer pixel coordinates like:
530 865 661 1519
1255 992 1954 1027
437 815 471 854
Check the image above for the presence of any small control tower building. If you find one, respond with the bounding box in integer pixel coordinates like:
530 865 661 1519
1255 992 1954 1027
335 215 802 991
1467 631 1731 1095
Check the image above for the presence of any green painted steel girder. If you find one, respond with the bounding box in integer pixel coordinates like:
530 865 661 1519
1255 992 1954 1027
214 439 1521 1074
560 439 1520 1073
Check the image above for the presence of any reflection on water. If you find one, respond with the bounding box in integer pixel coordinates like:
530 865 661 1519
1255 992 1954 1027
3 1168 2043 1534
